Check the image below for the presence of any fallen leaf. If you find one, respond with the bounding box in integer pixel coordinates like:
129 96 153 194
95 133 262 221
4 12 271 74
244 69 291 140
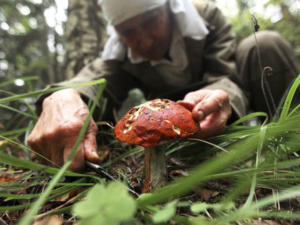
33 215 63 225
52 193 71 203
0 173 20 183
52 189 83 203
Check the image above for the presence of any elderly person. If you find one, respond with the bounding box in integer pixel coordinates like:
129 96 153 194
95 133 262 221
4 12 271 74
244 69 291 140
28 0 300 171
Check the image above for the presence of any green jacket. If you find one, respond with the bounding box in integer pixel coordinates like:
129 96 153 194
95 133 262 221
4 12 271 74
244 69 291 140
39 0 248 119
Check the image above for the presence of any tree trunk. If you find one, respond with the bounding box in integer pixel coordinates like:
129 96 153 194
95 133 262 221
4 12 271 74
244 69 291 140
64 0 107 79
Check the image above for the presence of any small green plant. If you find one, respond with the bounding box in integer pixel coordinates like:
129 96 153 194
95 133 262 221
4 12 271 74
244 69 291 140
152 200 177 224
73 182 137 225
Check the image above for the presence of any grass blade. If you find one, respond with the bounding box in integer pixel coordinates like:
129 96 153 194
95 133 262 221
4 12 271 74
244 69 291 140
0 76 38 88
0 104 37 119
279 74 300 122
242 126 267 208
0 79 106 104
230 112 268 126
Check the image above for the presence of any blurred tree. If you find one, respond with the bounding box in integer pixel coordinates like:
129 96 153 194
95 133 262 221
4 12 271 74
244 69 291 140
271 1 300 58
64 0 106 79
0 0 64 90
0 0 64 130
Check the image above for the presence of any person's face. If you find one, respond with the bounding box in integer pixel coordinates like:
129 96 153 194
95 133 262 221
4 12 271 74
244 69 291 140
115 4 172 60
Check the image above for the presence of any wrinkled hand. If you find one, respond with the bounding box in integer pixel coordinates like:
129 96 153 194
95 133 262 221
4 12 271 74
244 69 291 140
28 89 100 171
178 89 232 139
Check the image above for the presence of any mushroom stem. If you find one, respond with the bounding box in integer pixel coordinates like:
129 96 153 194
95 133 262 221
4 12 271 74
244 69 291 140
142 146 167 193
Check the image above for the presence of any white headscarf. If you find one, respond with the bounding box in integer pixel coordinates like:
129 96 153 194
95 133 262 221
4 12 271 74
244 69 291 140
101 0 167 26
101 0 208 61
101 0 209 86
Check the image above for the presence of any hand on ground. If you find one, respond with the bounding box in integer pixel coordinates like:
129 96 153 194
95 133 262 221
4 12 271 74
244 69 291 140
28 89 100 171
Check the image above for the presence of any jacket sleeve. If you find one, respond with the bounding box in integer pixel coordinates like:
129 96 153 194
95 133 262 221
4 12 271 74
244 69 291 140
36 57 138 117
195 0 248 118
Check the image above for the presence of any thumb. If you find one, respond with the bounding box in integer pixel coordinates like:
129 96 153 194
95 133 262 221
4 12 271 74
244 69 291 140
84 129 100 163
177 100 194 111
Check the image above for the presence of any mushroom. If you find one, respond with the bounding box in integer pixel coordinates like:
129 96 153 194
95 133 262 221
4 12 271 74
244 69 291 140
114 99 200 192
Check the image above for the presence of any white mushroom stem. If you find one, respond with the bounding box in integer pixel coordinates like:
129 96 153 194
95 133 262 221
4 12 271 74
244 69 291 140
142 146 167 193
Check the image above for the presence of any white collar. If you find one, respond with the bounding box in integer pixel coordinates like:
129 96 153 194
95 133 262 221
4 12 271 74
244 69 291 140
101 0 209 63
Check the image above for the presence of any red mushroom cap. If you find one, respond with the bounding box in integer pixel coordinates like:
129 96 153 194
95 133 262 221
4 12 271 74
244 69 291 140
114 99 200 147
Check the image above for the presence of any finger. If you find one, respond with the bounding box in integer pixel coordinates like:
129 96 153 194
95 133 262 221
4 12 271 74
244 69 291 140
192 112 224 139
49 146 64 168
36 136 54 166
84 131 100 163
192 91 229 121
64 141 85 171
201 112 226 132
39 129 63 167
182 90 209 105
83 120 99 163
177 101 194 111
179 90 212 113
28 126 44 155
198 106 232 139
27 136 47 163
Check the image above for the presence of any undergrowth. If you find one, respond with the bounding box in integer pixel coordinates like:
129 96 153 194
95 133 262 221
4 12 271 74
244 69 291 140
1 75 300 224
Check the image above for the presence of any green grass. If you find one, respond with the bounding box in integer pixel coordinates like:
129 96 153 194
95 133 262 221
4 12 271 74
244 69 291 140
1 75 300 224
